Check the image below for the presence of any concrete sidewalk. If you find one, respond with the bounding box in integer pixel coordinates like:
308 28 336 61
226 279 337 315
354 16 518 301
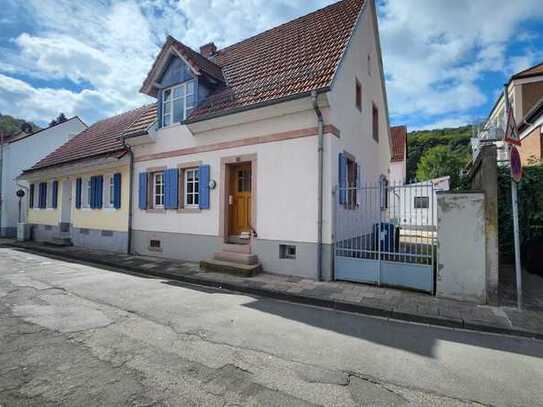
2 238 543 340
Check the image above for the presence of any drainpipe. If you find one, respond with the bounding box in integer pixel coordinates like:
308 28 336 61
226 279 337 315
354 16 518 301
312 90 325 281
122 138 135 255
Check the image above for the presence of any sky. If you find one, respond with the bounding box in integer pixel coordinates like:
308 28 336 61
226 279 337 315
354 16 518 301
0 0 543 131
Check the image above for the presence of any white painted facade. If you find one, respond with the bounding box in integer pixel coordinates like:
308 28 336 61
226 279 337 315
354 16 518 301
128 0 391 279
390 160 406 184
0 118 87 237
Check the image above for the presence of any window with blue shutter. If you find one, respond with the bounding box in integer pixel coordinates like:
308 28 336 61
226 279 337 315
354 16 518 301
38 182 47 209
89 175 103 209
198 164 210 209
96 175 103 209
52 181 58 209
164 168 179 209
138 172 148 209
75 178 82 209
29 184 34 208
113 173 122 209
338 153 347 205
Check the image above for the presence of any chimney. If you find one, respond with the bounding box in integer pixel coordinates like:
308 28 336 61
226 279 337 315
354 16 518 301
200 42 217 58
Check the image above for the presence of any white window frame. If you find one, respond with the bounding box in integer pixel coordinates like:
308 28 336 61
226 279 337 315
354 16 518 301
84 177 92 208
162 80 195 127
153 172 165 208
103 174 115 208
184 168 200 208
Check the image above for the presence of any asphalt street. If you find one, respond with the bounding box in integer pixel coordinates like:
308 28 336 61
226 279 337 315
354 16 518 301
1 247 542 406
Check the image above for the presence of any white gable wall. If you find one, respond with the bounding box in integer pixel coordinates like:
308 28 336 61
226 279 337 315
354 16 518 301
1 118 87 236
327 0 391 184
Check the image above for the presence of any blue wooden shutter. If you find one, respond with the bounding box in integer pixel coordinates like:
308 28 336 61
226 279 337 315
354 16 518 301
29 184 34 208
338 153 347 205
113 173 122 209
96 175 103 208
38 182 47 209
89 176 96 209
138 172 148 209
199 164 210 209
75 178 82 209
164 168 179 209
52 181 58 209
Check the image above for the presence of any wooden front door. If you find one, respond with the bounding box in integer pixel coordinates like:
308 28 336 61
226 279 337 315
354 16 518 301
228 163 252 237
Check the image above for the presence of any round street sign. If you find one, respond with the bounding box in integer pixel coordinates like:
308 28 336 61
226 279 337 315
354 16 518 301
510 146 522 183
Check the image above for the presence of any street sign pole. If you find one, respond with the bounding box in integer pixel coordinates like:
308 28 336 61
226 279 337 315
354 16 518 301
504 85 523 309
511 171 522 309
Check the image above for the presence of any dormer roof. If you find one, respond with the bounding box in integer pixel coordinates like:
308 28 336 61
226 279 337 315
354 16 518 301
140 36 224 97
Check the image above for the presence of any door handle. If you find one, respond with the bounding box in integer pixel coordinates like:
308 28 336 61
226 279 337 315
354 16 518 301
228 195 233 205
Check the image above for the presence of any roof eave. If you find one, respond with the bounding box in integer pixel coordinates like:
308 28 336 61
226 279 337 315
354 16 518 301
183 87 331 125
23 148 128 175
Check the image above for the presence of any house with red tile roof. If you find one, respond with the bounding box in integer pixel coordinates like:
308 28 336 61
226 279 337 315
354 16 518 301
19 107 148 252
19 0 392 278
389 126 407 184
124 0 392 280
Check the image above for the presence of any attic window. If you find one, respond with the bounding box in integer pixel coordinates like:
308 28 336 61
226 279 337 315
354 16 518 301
162 80 195 126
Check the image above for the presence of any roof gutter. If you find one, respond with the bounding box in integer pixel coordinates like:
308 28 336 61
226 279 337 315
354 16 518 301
311 90 325 282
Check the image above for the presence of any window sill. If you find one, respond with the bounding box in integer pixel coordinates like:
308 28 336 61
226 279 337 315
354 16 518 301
148 246 163 253
146 208 166 214
177 207 201 214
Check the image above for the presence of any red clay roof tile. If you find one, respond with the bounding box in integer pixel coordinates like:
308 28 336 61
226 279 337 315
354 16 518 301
136 0 364 127
26 105 150 172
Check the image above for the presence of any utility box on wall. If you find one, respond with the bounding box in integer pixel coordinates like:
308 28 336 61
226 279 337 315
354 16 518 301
437 192 487 304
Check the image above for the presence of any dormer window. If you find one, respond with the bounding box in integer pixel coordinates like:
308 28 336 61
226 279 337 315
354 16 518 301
162 80 195 126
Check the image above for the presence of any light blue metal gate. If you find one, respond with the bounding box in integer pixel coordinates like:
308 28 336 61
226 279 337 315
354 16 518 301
334 180 436 293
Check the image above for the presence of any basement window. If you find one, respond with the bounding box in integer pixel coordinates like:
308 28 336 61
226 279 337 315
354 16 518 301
279 244 296 260
149 239 161 250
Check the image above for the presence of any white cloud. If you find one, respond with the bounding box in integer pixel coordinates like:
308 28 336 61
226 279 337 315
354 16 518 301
379 0 543 125
0 0 339 126
0 0 542 129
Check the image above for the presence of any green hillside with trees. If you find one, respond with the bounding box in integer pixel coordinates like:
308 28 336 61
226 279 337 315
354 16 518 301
406 125 475 187
0 113 40 137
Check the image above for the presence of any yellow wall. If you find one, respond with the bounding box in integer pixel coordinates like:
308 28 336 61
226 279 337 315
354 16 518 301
72 165 130 232
28 165 130 232
28 208 59 225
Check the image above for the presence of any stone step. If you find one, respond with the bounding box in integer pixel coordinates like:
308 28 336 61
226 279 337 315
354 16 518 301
46 237 73 247
200 259 261 277
213 250 259 265
221 243 251 254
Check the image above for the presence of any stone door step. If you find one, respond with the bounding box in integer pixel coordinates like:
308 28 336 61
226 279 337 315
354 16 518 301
47 237 73 247
213 251 259 265
200 259 261 277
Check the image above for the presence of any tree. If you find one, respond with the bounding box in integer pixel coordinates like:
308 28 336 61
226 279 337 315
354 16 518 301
406 125 474 181
49 113 68 127
415 145 468 187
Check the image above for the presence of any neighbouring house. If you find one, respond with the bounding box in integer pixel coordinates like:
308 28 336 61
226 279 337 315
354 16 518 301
389 125 407 184
19 107 149 252
123 0 392 280
475 61 543 166
0 117 87 237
